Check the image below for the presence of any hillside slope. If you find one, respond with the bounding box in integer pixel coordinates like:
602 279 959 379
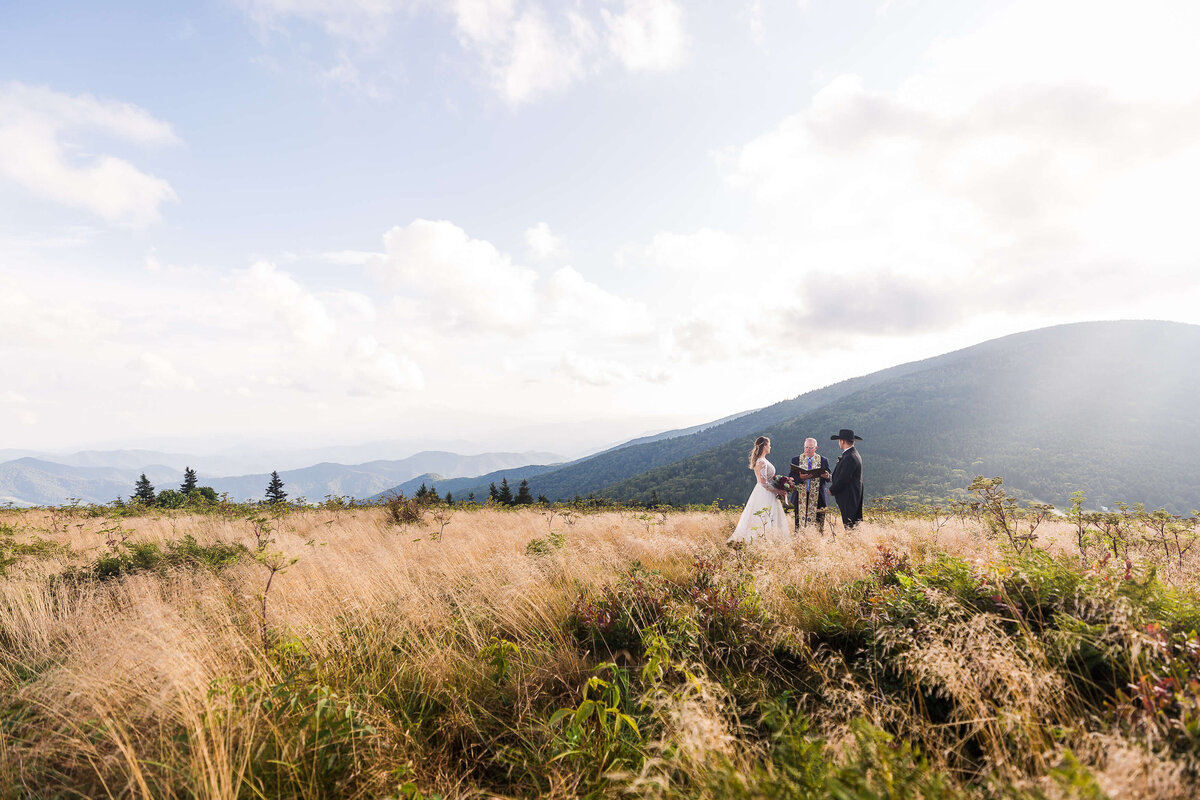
432 355 963 502
596 321 1200 513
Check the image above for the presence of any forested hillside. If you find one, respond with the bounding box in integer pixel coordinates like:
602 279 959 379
597 321 1200 513
432 353 958 502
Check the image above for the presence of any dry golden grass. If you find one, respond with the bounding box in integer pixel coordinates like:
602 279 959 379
1 506 1197 798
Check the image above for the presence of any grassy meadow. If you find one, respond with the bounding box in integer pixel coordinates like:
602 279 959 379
2 499 1199 798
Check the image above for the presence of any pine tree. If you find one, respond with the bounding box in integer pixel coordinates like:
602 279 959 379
444 492 453 505
416 483 429 501
489 483 500 502
497 477 514 505
265 471 288 504
180 467 198 494
514 479 533 505
133 473 156 505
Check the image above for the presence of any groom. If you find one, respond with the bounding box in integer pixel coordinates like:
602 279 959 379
829 428 864 529
789 438 831 533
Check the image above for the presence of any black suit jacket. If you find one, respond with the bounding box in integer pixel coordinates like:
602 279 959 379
829 446 863 522
789 454 831 508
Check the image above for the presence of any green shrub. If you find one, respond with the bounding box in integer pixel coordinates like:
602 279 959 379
0 523 73 576
79 535 248 581
385 493 424 526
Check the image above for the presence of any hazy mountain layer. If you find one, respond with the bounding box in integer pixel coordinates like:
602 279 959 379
0 451 561 506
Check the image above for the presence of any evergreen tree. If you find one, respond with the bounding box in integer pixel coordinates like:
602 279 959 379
133 473 156 505
514 479 534 505
497 477 514 505
537 494 549 504
265 471 288 504
444 492 453 505
415 483 429 501
180 466 198 494
467 492 476 503
489 483 500 502
429 486 441 503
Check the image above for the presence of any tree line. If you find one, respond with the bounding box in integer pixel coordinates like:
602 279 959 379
410 476 545 506
129 468 289 508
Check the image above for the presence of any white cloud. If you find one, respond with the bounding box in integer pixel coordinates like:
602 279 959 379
630 228 746 275
237 0 410 42
603 0 687 72
544 266 654 339
235 261 338 347
0 279 121 347
321 249 384 265
449 3 597 104
374 219 538 333
902 0 1200 109
667 313 742 364
451 0 515 44
554 351 672 386
348 335 425 392
744 0 764 44
556 352 636 386
524 221 563 259
240 0 689 103
0 82 178 226
319 52 389 99
613 0 1200 361
138 352 197 391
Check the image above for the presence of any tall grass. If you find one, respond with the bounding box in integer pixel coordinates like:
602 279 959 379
1 504 1197 798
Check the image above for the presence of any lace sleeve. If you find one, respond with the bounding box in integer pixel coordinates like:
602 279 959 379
755 459 771 489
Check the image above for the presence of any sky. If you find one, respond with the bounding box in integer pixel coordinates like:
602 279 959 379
2 0 1199 458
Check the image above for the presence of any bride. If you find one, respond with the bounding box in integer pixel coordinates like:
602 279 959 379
727 435 791 545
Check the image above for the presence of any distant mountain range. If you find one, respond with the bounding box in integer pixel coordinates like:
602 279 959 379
0 451 561 506
388 321 1200 514
9 321 1197 513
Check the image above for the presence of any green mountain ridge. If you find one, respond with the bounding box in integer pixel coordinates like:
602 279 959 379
595 321 1200 513
424 350 961 503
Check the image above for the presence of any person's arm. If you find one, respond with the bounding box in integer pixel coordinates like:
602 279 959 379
756 460 785 494
829 459 845 494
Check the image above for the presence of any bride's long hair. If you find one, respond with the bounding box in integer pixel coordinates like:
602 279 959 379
748 436 769 469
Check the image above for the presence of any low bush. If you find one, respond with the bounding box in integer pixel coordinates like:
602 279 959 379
75 534 248 581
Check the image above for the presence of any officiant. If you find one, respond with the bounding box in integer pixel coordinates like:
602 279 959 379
789 438 832 533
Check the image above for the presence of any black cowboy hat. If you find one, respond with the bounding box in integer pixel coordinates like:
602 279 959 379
830 428 863 442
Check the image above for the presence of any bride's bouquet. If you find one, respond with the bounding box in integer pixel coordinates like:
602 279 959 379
771 475 796 495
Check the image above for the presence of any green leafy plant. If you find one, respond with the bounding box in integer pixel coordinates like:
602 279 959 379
550 662 642 776
478 636 521 683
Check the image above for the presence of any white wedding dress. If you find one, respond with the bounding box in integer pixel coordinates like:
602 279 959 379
727 457 790 545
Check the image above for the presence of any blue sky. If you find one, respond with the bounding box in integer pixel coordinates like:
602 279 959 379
2 1 1199 457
